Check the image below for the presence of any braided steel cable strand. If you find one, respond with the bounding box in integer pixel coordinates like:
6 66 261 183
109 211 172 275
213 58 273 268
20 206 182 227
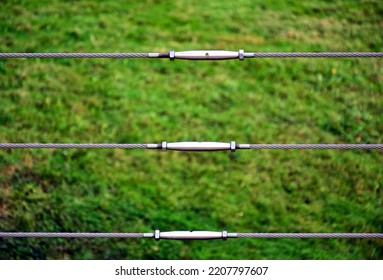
249 52 383 58
0 53 151 58
1 232 381 239
0 232 143 238
248 144 383 150
0 143 148 149
236 233 383 238
1 52 382 59
1 143 383 150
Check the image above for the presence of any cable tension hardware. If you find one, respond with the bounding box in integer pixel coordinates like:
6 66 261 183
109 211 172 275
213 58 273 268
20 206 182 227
1 50 382 60
0 230 382 240
1 142 383 151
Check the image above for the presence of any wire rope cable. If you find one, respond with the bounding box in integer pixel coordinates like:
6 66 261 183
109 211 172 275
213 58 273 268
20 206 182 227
236 233 383 238
250 52 383 58
1 49 382 243
0 53 152 59
247 144 383 150
0 143 148 149
0 232 143 238
1 232 382 239
1 143 382 150
0 51 382 59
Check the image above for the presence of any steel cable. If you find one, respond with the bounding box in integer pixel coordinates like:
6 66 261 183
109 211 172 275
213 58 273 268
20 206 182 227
0 232 143 238
248 144 383 150
1 232 382 239
250 52 383 58
1 52 382 59
236 233 383 238
1 50 382 243
1 143 382 150
0 143 148 149
0 53 150 58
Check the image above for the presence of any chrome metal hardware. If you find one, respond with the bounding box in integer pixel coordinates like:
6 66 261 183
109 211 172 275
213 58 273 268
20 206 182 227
169 50 175 61
169 50 247 61
162 141 235 152
239 49 244 60
148 230 236 240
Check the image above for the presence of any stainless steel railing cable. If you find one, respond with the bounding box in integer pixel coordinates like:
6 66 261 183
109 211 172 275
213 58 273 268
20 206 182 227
235 233 383 239
247 144 383 150
0 143 148 149
0 232 143 238
1 50 382 241
0 53 154 59
0 231 382 240
1 142 381 239
0 50 382 60
249 52 383 58
1 142 382 151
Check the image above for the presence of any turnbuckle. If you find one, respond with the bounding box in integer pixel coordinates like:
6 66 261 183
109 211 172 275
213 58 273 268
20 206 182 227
154 141 237 152
143 230 238 241
169 50 250 61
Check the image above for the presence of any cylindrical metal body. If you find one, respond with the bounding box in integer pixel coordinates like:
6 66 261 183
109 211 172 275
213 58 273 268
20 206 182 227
159 231 224 240
166 142 230 151
174 50 239 60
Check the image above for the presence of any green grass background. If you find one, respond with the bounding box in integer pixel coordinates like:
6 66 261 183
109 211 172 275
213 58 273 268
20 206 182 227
0 0 382 259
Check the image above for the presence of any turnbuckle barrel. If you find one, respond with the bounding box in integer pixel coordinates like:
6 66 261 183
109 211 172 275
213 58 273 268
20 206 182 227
145 230 236 240
160 141 236 152
169 50 247 61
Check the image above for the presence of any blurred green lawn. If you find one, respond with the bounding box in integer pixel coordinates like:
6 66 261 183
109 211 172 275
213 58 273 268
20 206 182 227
0 0 382 259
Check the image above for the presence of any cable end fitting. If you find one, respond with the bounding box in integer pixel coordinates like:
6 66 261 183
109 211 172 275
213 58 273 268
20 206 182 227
143 232 155 238
222 230 228 241
239 50 244 61
161 141 167 152
169 50 175 61
230 141 236 152
155 230 160 241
